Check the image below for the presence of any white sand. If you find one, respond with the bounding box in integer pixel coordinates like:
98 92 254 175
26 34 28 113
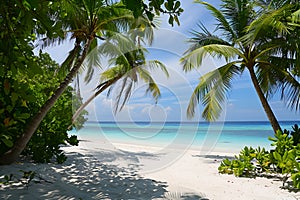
0 139 299 200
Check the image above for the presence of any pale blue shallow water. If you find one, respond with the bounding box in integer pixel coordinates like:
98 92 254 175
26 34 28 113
70 121 300 152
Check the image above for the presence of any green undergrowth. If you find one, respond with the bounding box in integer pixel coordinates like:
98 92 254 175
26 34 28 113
219 124 300 190
0 52 87 164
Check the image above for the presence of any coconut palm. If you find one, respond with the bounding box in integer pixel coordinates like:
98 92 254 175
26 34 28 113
72 43 168 123
0 0 134 165
72 17 169 123
71 16 167 123
181 0 300 133
244 1 300 112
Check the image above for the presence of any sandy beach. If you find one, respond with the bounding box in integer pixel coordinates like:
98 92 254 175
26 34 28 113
1 139 299 200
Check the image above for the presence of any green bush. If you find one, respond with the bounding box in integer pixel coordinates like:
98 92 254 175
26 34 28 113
218 146 256 177
0 52 87 163
219 125 300 189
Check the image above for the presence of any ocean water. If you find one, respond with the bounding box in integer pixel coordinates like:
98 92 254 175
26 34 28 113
71 121 300 152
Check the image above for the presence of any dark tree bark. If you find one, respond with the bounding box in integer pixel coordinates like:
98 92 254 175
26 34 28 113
248 66 282 133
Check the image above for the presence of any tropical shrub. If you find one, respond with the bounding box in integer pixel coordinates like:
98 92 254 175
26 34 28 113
218 147 256 177
0 52 87 163
219 125 300 189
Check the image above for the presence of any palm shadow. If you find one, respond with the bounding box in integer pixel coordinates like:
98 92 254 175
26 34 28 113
0 152 167 199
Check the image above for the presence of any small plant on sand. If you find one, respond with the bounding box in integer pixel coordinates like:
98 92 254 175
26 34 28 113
219 146 256 177
219 124 300 189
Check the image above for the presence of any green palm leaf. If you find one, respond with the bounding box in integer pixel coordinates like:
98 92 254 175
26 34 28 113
146 60 169 78
282 72 300 111
195 1 236 41
181 44 245 72
187 62 241 120
244 4 295 44
137 67 161 102
291 8 300 24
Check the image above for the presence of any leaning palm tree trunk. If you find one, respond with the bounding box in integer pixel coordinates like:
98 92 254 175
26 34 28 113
72 75 121 123
0 38 93 165
248 66 282 133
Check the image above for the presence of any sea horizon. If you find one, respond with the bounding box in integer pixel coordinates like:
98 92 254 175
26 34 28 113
71 120 300 153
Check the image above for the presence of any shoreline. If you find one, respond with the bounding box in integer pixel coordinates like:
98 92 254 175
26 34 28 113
1 140 299 199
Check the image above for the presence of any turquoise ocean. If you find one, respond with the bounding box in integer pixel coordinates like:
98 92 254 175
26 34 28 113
71 121 300 152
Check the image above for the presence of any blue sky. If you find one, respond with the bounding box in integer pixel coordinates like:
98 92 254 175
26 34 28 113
45 0 299 122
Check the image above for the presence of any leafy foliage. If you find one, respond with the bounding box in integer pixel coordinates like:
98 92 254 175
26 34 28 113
72 16 169 122
122 0 184 26
24 53 86 163
0 51 86 163
219 124 300 189
1 0 180 165
181 0 300 134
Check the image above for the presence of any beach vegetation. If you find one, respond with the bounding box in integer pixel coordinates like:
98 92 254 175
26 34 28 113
218 146 256 177
0 0 183 165
72 18 169 122
219 124 300 189
181 0 300 134
0 50 85 163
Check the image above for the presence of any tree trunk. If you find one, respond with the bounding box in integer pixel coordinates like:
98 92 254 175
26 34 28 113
72 75 121 123
248 66 282 133
0 38 93 165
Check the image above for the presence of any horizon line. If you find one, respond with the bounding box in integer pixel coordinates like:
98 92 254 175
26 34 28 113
86 120 300 123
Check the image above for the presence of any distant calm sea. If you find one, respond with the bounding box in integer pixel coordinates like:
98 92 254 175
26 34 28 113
70 121 300 152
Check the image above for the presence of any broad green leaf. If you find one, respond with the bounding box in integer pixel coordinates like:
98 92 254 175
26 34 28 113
1 138 13 148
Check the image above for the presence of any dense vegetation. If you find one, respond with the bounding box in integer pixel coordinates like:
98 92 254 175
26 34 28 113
0 50 85 163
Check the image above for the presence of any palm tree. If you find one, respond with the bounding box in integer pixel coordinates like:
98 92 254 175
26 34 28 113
72 42 168 123
245 1 300 110
0 0 134 165
72 16 168 123
181 0 300 134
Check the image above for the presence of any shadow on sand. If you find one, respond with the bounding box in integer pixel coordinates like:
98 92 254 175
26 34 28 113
0 152 167 199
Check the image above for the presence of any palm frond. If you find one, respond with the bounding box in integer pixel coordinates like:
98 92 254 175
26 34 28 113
128 15 158 45
244 4 295 44
112 76 134 113
39 36 67 49
82 40 102 83
181 44 244 72
187 62 241 120
220 0 255 39
254 45 280 60
256 57 300 111
57 40 82 77
187 22 231 51
95 6 134 32
195 1 236 41
145 60 169 78
137 67 161 102
281 72 300 111
100 65 125 82
291 8 300 24
256 62 283 97
98 33 137 59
